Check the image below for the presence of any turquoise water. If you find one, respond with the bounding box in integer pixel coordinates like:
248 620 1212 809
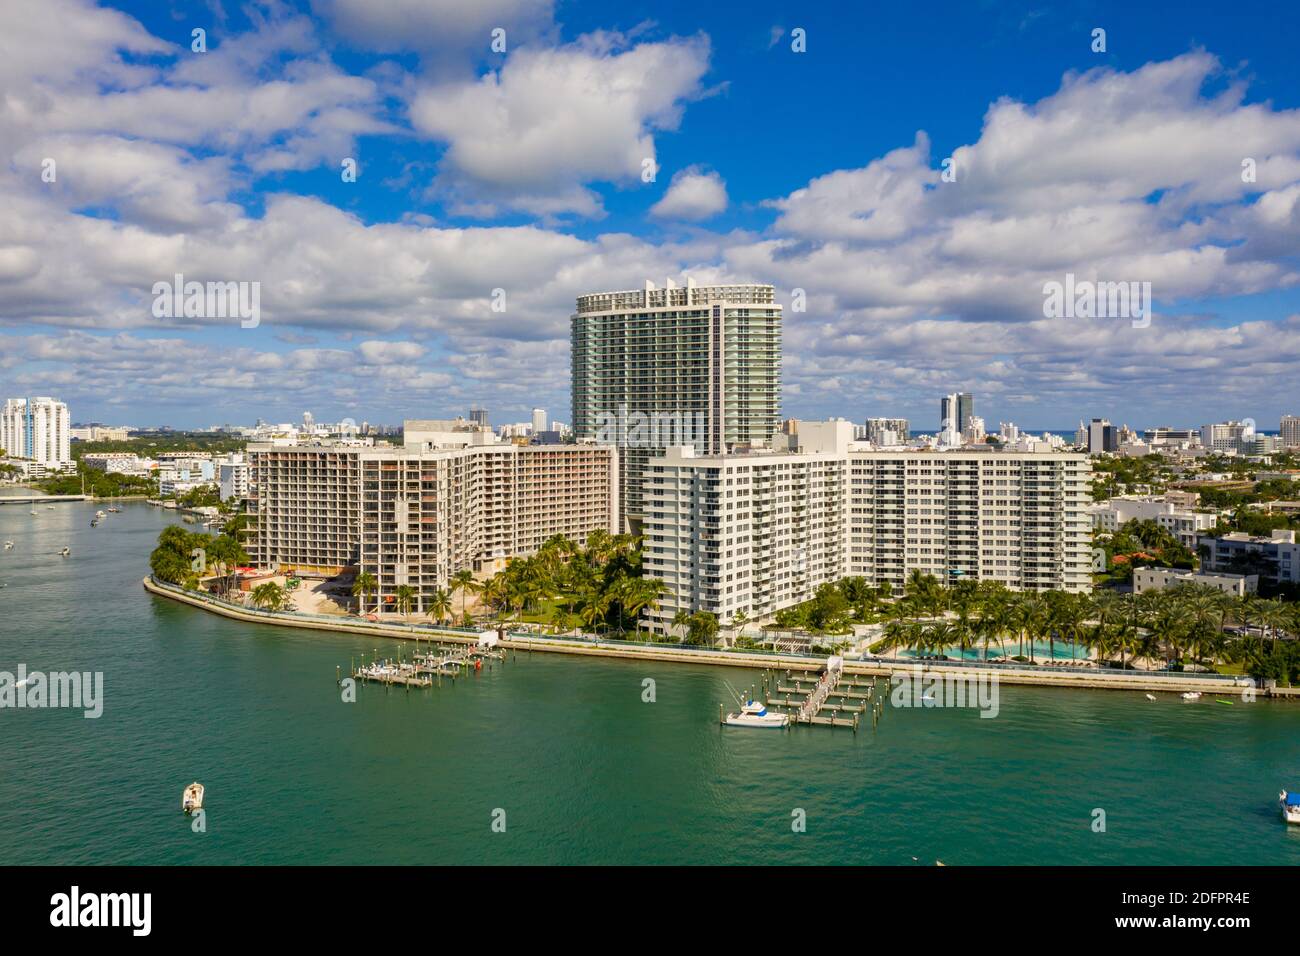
2 501 1300 865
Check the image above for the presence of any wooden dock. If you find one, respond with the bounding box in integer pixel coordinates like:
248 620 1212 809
344 641 510 692
742 665 890 732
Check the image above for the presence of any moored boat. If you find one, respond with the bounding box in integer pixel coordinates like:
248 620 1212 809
1281 791 1300 825
1180 691 1201 700
182 781 204 813
723 699 790 729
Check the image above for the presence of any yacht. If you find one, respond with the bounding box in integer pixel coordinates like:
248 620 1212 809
182 782 205 814
723 699 790 729
1180 691 1202 701
1280 791 1300 825
3 540 13 550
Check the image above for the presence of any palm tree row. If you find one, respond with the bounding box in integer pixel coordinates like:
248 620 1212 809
870 571 1297 672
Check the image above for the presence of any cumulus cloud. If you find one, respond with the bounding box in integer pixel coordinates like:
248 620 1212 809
649 167 728 221
409 31 712 216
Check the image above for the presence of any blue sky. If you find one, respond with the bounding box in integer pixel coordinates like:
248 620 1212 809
1 0 1298 433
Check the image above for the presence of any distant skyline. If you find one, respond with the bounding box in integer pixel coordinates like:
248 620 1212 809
2 0 1299 429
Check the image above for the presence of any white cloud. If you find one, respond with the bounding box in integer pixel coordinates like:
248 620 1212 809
409 32 712 216
650 167 728 221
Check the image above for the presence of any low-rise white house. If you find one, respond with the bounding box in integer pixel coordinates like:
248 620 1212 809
1133 566 1257 596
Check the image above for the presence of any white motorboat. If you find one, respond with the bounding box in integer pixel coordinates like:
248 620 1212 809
182 781 204 813
59 547 70 557
1145 694 1157 701
1180 691 1202 701
723 699 790 729
1281 791 1300 825
3 540 13 549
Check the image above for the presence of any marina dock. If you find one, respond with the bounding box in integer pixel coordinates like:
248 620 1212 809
736 663 888 732
345 641 509 692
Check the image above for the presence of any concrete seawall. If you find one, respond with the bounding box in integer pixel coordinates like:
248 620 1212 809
142 576 1283 697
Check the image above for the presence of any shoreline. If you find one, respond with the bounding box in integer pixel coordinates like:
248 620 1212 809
141 576 1290 697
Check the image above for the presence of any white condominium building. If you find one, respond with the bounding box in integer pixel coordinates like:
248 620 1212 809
219 453 250 502
1084 496 1217 550
248 434 618 611
642 425 1093 631
642 445 847 633
571 279 781 523
848 450 1093 594
1 397 71 468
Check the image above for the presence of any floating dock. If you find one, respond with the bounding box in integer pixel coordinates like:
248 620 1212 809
343 641 509 692
735 664 889 732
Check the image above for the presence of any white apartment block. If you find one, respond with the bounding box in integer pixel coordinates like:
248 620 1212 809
1 397 71 469
1201 421 1250 454
219 453 250 502
571 279 781 523
1197 529 1300 587
1133 566 1257 596
848 450 1093 594
1085 496 1218 549
642 426 1093 631
642 446 847 632
248 436 618 610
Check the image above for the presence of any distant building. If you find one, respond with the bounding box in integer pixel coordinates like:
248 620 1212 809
1 397 71 469
1197 529 1300 587
69 425 130 442
1085 496 1217 549
1200 421 1251 454
940 392 973 433
531 408 548 435
218 453 250 502
1133 567 1257 596
1281 415 1300 449
469 407 490 428
1087 418 1118 454
863 417 909 446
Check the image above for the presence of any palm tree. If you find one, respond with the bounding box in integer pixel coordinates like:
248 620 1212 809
394 584 416 620
450 569 479 624
351 571 377 615
672 608 692 642
251 581 285 611
426 587 453 626
686 611 720 646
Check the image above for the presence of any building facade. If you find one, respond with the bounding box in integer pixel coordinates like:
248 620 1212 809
219 453 250 502
1281 415 1300 449
642 430 1093 632
1197 529 1300 587
1133 566 1257 596
1084 496 1217 549
571 280 782 523
248 438 618 610
1 397 71 469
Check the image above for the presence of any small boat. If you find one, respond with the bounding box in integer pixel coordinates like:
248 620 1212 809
1145 694 1157 701
723 699 790 729
59 547 70 557
182 781 204 814
29 510 37 516
107 506 121 513
1281 791 1300 825
1180 691 1202 701
94 510 106 519
3 540 13 550
90 518 99 527
45 505 54 510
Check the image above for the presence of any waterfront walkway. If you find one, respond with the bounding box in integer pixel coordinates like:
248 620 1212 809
141 576 1281 697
